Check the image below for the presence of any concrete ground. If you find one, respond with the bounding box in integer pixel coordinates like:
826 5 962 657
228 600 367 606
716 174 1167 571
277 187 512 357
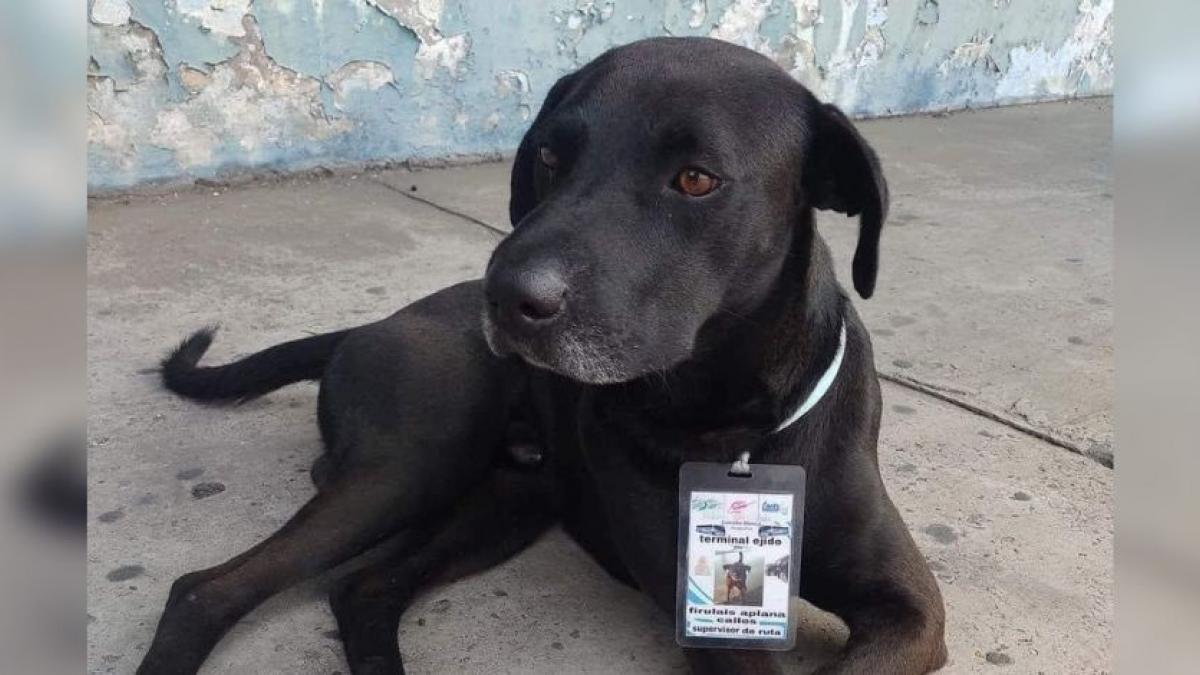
87 98 1112 674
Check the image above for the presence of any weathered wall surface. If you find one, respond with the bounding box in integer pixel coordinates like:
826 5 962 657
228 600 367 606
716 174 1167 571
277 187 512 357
88 0 1112 191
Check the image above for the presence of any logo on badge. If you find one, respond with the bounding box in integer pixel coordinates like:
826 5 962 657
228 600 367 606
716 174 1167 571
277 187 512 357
761 499 789 518
725 498 757 522
691 497 720 512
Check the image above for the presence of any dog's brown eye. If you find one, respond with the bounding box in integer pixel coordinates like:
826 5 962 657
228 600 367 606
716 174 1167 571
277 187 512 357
676 168 719 197
538 146 559 169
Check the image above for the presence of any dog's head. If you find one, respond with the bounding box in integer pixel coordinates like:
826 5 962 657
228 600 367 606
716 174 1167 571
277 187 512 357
483 38 886 384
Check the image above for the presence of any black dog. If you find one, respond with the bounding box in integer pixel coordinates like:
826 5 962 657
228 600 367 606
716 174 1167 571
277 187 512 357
136 38 946 674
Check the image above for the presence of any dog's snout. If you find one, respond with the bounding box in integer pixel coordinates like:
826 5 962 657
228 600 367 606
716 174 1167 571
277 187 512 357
486 262 568 329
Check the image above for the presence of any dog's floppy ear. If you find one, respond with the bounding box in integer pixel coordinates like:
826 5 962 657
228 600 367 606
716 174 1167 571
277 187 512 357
509 72 578 227
803 103 888 299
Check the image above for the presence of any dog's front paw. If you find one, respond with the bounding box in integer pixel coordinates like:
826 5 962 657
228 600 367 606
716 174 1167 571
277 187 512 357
136 632 210 675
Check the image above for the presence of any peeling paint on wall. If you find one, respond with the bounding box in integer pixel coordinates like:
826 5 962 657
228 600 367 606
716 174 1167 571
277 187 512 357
88 20 169 171
552 1 618 64
365 0 471 78
414 34 470 79
915 0 938 26
495 69 533 120
91 0 133 26
710 0 773 50
154 15 350 163
88 0 1114 191
996 0 1113 100
827 0 888 110
775 0 820 78
175 0 254 37
941 33 997 76
328 61 396 108
687 1 708 29
89 12 351 175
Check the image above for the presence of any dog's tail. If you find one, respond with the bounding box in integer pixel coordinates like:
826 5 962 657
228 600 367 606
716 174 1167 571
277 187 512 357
160 326 351 403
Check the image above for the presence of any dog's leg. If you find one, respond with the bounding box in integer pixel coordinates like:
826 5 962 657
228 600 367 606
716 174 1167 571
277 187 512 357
331 467 555 675
801 501 947 675
135 464 470 675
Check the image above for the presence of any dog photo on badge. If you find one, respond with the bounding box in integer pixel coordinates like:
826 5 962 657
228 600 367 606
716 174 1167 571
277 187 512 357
714 549 764 606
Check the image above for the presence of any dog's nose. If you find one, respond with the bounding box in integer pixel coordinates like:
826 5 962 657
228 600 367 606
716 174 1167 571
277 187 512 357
486 262 568 328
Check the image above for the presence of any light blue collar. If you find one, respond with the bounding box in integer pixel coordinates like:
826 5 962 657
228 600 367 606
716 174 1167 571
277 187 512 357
772 320 847 433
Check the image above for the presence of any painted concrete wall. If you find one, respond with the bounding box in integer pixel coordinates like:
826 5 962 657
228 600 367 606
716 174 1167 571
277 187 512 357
88 0 1113 191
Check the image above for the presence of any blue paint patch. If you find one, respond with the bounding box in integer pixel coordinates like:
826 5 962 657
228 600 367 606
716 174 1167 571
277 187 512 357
255 0 419 78
88 24 139 86
131 0 238 89
757 1 796 48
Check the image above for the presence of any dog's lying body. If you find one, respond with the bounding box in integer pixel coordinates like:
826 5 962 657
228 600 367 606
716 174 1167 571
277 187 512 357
137 38 946 675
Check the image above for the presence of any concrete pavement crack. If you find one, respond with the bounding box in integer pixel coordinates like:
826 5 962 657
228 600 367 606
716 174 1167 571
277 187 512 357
370 177 509 238
879 371 1112 469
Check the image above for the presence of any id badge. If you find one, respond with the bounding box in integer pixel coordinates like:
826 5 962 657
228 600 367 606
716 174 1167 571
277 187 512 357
676 461 806 650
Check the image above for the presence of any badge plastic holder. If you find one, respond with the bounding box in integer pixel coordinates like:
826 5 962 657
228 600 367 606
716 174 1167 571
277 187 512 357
676 459 806 650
